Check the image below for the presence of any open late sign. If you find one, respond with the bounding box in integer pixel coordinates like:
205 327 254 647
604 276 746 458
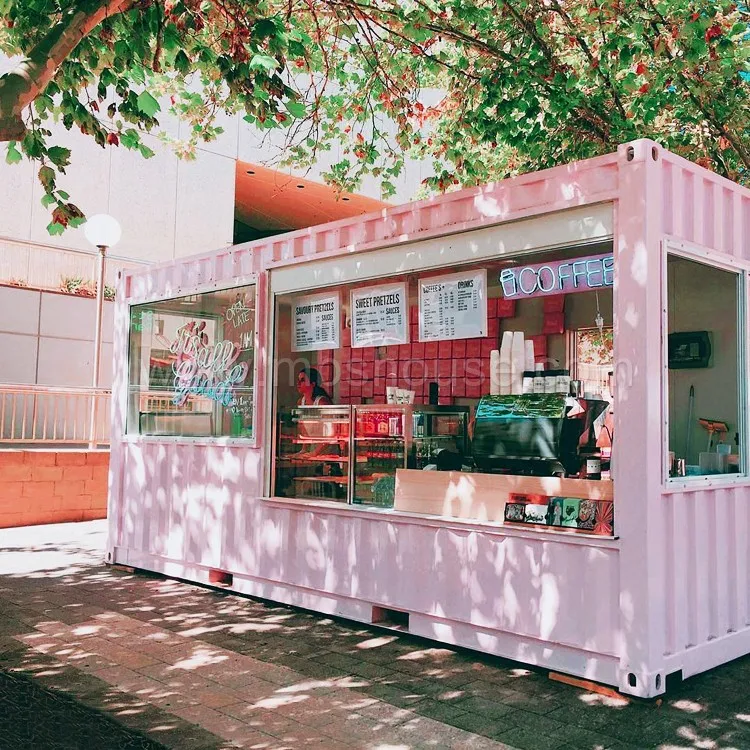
499 253 614 300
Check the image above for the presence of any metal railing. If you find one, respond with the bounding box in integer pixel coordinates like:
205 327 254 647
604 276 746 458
0 235 149 290
0 385 111 447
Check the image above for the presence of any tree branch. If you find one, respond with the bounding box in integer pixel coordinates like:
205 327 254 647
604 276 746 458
0 0 135 142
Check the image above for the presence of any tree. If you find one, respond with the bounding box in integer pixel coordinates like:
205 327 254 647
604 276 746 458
1 0 748 233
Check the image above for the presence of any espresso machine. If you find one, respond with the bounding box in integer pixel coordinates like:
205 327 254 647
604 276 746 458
471 394 609 476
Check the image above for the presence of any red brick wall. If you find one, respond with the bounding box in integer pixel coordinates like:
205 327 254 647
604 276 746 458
0 450 109 528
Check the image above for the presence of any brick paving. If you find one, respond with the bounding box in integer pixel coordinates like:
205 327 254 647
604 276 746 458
1 521 750 749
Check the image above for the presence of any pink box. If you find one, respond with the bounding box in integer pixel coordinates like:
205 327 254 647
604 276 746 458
497 299 516 318
543 312 565 335
543 295 566 313
530 335 548 357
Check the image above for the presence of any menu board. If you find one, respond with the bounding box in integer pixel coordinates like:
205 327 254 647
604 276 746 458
351 283 408 348
292 292 340 352
419 269 487 341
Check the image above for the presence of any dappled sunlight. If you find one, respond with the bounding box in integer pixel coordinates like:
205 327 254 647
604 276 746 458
579 691 629 708
672 699 706 714
253 693 309 710
170 647 229 671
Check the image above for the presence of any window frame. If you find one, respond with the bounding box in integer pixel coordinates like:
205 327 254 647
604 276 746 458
124 274 260 447
661 238 750 489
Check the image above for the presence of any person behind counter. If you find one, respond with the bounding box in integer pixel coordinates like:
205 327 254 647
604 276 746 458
297 367 333 406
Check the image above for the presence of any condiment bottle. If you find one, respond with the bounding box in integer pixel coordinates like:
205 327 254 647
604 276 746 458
544 370 558 394
556 369 570 394
533 364 546 394
522 371 535 394
585 455 602 480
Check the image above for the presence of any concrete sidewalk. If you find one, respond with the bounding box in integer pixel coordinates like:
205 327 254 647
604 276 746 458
1 522 749 750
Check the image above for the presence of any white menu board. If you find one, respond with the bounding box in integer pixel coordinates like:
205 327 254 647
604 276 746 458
351 283 408 348
419 269 487 341
292 292 340 352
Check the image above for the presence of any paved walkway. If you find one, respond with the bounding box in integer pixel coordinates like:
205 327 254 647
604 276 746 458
1 522 750 750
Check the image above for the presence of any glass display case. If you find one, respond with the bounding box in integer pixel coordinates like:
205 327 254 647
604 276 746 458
274 405 471 506
352 406 410 507
411 406 470 469
274 406 351 502
352 405 470 507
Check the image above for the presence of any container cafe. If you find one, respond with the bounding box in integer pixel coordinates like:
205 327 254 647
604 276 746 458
108 140 750 698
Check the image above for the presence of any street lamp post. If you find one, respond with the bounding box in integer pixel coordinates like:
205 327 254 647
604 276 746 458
84 214 122 448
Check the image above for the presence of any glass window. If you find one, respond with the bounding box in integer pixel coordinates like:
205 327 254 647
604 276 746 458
572 327 613 397
127 285 256 438
667 255 744 478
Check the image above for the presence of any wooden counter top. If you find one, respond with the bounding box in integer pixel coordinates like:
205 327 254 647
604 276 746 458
394 469 613 523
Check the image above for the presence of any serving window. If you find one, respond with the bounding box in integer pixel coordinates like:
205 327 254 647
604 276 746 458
269 242 617 535
665 250 746 480
127 284 256 438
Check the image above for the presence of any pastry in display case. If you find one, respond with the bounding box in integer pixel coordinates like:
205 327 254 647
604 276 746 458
274 406 351 502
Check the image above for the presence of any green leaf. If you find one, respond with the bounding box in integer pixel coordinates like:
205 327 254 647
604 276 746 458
57 190 70 200
47 146 72 170
285 100 306 118
174 50 191 75
38 166 56 192
5 142 22 165
46 222 65 236
249 54 279 72
138 143 156 159
41 193 57 208
120 129 141 149
136 91 161 118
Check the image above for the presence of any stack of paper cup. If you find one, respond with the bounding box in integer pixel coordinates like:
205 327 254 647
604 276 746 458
490 349 502 395
511 331 525 395
525 340 536 372
499 331 513 395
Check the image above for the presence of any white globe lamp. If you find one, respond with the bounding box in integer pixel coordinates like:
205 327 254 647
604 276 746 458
84 213 122 249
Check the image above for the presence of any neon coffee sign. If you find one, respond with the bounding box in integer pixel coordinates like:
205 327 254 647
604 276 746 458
499 253 614 300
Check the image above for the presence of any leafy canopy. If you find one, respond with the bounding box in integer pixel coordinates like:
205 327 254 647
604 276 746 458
0 0 748 233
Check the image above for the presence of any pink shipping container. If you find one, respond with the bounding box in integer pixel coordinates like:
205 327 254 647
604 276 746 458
108 140 750 698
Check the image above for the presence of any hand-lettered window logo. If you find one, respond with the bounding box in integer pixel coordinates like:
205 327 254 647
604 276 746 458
169 321 248 407
225 298 252 328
